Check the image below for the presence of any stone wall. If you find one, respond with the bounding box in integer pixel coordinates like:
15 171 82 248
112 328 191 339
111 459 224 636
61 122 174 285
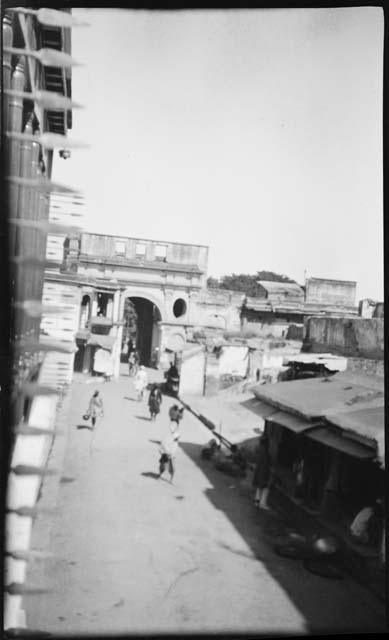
346 357 385 377
193 288 244 332
305 278 356 306
303 317 384 360
179 345 206 395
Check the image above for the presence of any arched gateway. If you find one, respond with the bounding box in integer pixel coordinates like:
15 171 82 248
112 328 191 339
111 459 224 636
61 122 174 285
68 232 209 377
122 295 163 366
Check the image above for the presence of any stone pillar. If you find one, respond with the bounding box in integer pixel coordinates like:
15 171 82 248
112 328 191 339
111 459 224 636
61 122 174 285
163 288 174 321
106 297 113 320
91 295 98 317
113 290 121 323
113 325 123 378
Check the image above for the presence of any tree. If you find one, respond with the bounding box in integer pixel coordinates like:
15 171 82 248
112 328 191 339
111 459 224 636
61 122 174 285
207 271 296 297
207 276 220 288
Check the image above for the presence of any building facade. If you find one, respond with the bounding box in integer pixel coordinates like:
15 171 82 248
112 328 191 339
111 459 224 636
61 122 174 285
3 7 77 631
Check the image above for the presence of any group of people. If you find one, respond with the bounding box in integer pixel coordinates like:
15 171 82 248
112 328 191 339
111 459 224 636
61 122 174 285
130 358 184 483
85 382 184 485
86 360 271 503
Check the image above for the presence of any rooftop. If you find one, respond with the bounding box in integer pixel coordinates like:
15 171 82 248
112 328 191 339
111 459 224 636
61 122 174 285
82 231 209 250
306 277 357 286
256 281 304 296
252 371 384 421
252 371 384 463
79 253 204 274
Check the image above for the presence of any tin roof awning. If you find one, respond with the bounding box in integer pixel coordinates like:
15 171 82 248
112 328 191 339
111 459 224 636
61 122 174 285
87 335 115 351
252 373 384 421
75 328 90 341
324 405 384 467
90 316 113 326
239 398 278 419
267 411 321 434
306 427 376 459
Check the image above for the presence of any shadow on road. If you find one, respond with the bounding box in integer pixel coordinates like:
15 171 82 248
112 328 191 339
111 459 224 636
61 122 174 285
179 440 385 635
141 471 160 480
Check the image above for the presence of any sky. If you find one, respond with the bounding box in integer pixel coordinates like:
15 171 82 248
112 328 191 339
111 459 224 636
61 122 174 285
53 7 384 300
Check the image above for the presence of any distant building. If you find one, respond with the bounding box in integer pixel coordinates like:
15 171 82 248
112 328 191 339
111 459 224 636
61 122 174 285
305 277 356 307
359 299 384 319
240 277 359 339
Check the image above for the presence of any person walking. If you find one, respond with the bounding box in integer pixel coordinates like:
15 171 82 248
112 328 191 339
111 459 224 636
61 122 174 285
128 349 140 377
252 434 271 510
148 385 162 420
134 365 148 401
168 404 184 434
158 431 180 483
86 390 104 429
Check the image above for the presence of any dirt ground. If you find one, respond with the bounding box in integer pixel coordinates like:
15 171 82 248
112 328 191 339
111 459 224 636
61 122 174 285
24 367 386 635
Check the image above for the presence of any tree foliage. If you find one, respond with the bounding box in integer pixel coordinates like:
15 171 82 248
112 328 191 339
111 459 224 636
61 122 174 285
207 271 296 297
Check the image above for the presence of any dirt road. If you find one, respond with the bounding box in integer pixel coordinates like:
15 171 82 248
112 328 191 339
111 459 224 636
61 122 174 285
24 370 386 635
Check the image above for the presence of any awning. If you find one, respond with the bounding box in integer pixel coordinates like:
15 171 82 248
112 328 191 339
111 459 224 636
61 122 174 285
87 335 116 351
324 405 384 467
240 398 278 419
306 427 376 459
267 411 320 434
90 316 113 327
75 329 90 341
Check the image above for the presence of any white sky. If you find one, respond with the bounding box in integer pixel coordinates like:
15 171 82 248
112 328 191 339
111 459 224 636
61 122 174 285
53 7 384 300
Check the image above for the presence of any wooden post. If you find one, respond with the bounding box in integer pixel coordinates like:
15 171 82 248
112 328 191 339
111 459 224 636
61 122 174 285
202 345 207 396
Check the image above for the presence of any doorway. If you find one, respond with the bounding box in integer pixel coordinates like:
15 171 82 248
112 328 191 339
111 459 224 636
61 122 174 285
122 296 161 366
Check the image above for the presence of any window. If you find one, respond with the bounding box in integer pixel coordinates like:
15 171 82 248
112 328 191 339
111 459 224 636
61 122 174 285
155 244 167 260
173 298 187 318
115 240 126 255
135 243 146 257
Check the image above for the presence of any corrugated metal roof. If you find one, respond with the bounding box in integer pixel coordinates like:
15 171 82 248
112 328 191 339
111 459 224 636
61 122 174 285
256 281 304 297
239 398 278 419
267 411 320 433
252 372 384 421
325 406 384 466
307 427 376 459
252 372 384 463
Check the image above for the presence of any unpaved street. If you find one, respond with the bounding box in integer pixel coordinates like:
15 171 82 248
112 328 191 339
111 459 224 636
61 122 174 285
25 370 386 635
